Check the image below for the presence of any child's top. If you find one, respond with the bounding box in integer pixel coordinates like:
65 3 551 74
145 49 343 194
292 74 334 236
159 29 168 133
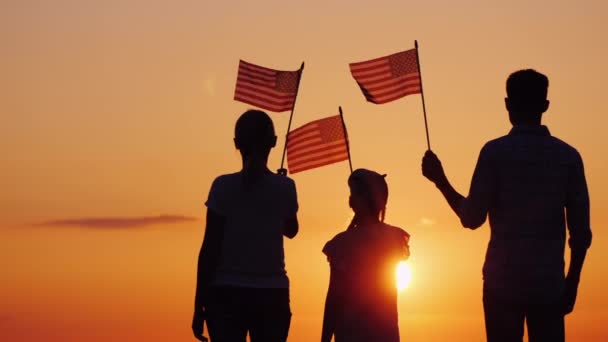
205 171 298 288
323 222 410 341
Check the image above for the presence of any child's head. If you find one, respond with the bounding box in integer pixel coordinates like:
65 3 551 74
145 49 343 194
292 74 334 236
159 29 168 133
234 110 277 158
348 168 389 221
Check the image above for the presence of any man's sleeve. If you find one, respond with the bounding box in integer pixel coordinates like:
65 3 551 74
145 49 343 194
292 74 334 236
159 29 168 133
459 144 496 229
566 152 592 251
205 177 225 215
286 178 299 216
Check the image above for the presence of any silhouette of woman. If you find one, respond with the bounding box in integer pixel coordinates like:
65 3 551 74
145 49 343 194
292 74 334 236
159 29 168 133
193 110 299 342
321 169 410 342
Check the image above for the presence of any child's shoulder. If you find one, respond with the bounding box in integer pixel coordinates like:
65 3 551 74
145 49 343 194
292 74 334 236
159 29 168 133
322 230 351 258
380 222 410 240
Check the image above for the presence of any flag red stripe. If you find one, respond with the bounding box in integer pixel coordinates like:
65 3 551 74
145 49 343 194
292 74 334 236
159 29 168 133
234 95 293 112
288 121 320 136
365 87 422 104
286 115 347 174
287 124 323 145
360 76 420 93
238 67 277 81
362 83 421 100
287 133 320 149
350 62 391 76
349 54 392 69
237 74 276 87
234 60 300 112
349 49 420 104
287 116 334 135
359 85 420 103
234 88 295 106
289 148 349 170
236 81 296 100
287 126 318 141
354 72 419 88
239 60 277 76
289 153 349 174
287 140 346 161
288 141 346 162
350 67 393 82
287 138 326 154
234 92 295 112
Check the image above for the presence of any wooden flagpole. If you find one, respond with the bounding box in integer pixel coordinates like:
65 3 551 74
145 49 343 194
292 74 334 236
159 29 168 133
279 62 305 175
338 106 353 174
414 40 431 150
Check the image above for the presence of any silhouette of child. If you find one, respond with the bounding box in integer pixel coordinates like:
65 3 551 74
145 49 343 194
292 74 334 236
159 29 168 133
193 110 299 342
321 169 410 342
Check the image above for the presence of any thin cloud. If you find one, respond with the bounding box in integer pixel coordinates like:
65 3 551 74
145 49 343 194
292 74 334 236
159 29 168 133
37 215 198 229
419 217 436 226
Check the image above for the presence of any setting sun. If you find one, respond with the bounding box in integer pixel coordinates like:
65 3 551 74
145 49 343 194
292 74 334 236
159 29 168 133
396 261 412 291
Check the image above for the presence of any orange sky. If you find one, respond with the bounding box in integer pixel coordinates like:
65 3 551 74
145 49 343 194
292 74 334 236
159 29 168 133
1 0 608 341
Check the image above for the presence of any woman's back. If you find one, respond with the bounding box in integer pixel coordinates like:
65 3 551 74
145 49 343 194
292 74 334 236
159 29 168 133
208 171 298 287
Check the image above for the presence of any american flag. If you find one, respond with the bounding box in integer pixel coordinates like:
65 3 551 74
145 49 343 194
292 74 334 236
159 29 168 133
234 60 301 112
286 115 349 174
349 48 421 104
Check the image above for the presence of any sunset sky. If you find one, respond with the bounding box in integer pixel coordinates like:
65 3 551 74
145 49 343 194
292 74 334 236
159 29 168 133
1 0 607 341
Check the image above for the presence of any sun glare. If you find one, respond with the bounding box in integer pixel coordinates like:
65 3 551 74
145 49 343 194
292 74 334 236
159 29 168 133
396 261 412 291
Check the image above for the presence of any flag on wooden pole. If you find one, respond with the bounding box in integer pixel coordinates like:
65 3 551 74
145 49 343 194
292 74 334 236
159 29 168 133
234 60 301 112
349 49 421 104
286 115 349 174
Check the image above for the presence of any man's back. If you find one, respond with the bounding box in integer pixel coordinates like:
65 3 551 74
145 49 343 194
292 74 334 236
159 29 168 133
422 69 592 341
468 125 590 296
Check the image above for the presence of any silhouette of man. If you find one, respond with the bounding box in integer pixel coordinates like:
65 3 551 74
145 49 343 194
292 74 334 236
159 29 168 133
422 69 592 342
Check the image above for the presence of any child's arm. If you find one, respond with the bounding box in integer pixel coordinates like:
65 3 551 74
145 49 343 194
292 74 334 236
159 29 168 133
321 268 338 342
192 209 225 341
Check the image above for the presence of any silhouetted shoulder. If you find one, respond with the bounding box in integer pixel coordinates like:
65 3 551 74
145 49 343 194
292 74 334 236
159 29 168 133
205 173 241 215
380 223 411 260
547 135 582 158
211 172 296 189
382 223 410 240
323 223 410 261
322 230 349 260
482 130 582 164
206 172 298 217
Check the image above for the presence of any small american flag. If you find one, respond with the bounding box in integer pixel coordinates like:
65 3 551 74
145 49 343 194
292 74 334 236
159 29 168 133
350 48 421 104
234 60 301 112
287 115 349 174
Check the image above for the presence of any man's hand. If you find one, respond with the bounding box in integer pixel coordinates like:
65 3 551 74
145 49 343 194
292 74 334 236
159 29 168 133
562 277 579 315
192 309 209 342
422 150 447 186
277 168 288 176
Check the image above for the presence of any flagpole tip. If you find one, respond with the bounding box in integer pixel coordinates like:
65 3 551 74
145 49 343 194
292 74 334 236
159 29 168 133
415 40 419 48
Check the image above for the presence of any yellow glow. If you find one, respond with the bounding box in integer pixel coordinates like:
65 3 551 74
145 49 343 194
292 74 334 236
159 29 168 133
396 261 412 291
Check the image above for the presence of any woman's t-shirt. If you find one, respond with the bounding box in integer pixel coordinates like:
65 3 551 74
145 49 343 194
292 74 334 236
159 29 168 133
323 222 410 341
205 172 298 288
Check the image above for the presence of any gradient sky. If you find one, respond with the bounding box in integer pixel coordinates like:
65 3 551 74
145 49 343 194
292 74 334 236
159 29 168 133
1 0 607 341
